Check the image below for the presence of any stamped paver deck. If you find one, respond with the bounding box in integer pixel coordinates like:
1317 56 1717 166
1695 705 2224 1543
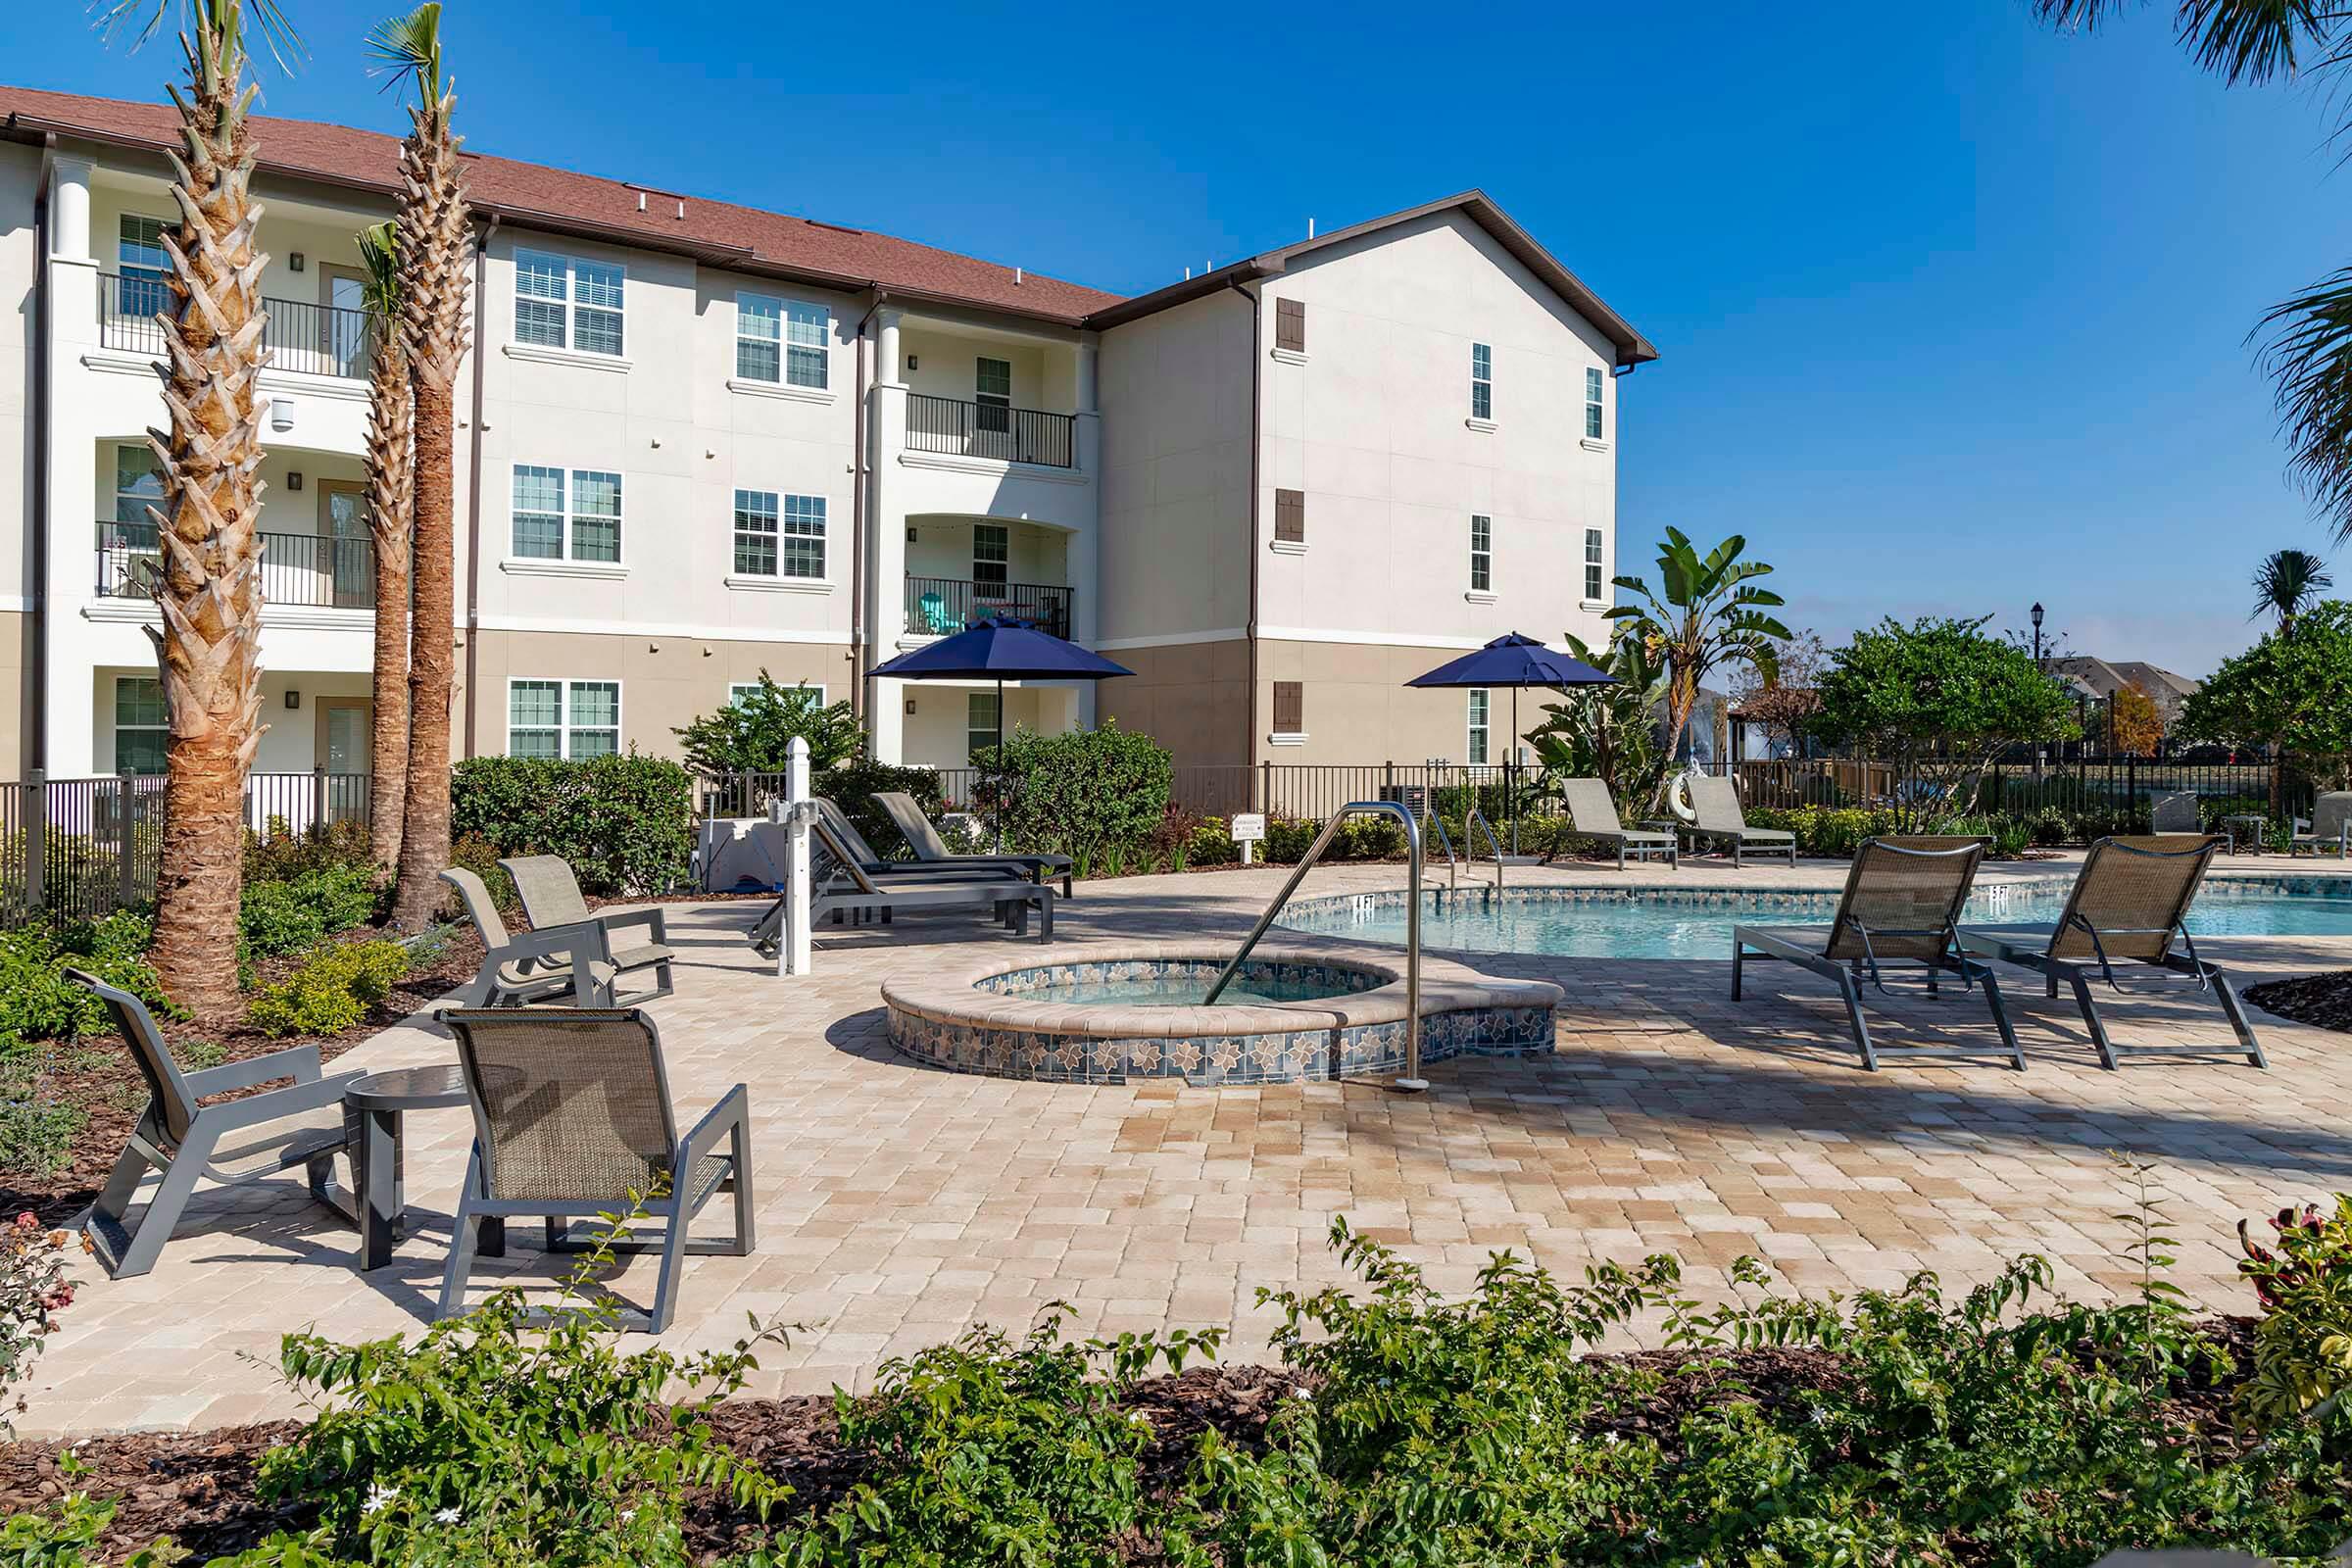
24 850 2352 1436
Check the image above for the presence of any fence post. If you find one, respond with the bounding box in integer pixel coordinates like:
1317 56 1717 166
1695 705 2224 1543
1259 759 1271 815
311 764 327 834
117 778 136 912
24 769 45 916
2127 757 2136 824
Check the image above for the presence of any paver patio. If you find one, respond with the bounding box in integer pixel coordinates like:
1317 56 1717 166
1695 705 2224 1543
24 852 2352 1437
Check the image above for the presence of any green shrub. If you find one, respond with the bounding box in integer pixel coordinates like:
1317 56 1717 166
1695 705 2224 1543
243 813 375 884
0 914 174 1052
238 864 386 964
973 723 1171 877
447 831 519 915
818 755 948 861
2238 1197 2352 1425
451 755 695 896
246 942 413 1039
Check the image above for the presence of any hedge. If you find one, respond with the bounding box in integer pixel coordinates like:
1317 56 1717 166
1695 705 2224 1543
450 755 696 896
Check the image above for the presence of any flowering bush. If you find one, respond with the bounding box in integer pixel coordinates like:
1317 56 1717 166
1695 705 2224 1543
0 1212 83 1433
2238 1196 2352 1425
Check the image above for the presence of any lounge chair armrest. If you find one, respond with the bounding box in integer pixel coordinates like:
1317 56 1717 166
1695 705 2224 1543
678 1083 752 1168
202 1068 368 1131
184 1042 323 1096
597 905 667 944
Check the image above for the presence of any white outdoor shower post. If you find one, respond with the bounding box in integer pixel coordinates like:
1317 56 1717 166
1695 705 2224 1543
778 736 813 977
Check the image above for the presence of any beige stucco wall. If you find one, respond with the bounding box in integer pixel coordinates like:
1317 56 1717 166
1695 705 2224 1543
0 611 25 778
0 142 35 620
1097 638 1250 768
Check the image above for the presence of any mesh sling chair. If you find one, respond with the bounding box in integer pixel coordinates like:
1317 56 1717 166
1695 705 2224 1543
66 968 362 1278
440 867 593 1007
747 814 1054 956
1956 835 2265 1069
497 857 675 1004
869 791 1077 896
438 1008 755 1332
2291 792 2352 858
1683 773 1798 867
1555 778 1678 870
1733 836 2024 1071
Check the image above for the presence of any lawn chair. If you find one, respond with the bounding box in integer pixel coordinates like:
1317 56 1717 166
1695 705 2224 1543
440 867 590 1007
1683 773 1798 867
1555 778 1677 870
2150 791 2201 835
811 797 1039 889
66 968 362 1278
497 857 675 1004
2290 792 2352 858
1955 835 2264 1069
870 790 1076 895
748 815 1054 956
438 1008 754 1332
1733 837 2023 1071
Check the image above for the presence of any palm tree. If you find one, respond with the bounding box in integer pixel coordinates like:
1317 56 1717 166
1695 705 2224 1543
2251 547 2333 635
370 2 472 931
93 0 300 1017
2033 2 2352 542
1605 528 1790 804
357 220 414 870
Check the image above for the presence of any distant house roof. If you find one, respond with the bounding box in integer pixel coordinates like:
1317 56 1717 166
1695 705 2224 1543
0 83 1119 325
2048 656 2201 707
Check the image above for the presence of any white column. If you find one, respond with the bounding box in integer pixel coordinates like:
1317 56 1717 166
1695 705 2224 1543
776 736 813 977
868 309 908 763
44 157 103 774
1071 333 1102 733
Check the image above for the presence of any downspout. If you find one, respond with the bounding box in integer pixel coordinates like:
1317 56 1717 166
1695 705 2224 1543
460 212 500 758
849 290 885 726
26 135 53 769
1227 279 1262 785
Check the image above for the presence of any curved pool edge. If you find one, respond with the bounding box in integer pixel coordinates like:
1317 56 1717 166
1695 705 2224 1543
882 941 1561 1087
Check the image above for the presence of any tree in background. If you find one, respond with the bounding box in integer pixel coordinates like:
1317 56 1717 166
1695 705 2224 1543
375 3 473 931
2179 601 2352 796
2251 548 2333 637
673 676 863 777
1605 528 1789 801
1527 629 1667 813
92 0 300 1016
2110 681 2164 758
1808 615 2077 828
1727 627 1828 758
356 220 413 871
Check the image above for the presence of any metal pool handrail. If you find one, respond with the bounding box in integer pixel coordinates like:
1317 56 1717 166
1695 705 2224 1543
1201 800 1428 1091
1425 808 1460 891
1464 807 1505 891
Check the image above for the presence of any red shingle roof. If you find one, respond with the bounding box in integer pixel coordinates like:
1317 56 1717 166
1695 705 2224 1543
0 83 1119 325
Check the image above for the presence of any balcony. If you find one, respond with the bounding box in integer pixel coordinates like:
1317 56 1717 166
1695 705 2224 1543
906 393 1074 468
96 520 375 611
906 576 1072 640
98 272 378 381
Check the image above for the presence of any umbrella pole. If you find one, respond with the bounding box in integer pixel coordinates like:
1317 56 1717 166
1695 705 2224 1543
1509 687 1520 856
995 676 1005 854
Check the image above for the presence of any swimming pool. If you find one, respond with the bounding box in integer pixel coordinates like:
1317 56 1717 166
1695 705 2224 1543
1276 877 2352 961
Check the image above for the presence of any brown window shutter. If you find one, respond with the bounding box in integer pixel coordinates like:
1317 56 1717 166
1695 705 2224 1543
1275 297 1305 353
1273 681 1303 735
1274 488 1305 544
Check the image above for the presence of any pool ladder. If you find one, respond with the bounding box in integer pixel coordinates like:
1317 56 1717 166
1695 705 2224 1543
1201 800 1430 1092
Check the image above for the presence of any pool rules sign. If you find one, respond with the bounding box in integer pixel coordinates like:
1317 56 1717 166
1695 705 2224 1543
1231 812 1267 865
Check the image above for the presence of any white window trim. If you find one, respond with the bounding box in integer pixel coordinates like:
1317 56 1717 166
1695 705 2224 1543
1470 342 1493 424
1580 437 1611 453
732 291 832 393
508 464 624 569
1469 514 1494 596
1269 346 1309 367
505 676 624 760
1266 731 1308 747
727 489 831 588
1583 527 1606 605
725 376 836 405
1467 689 1492 767
1465 590 1499 605
512 246 626 361
1584 366 1606 442
730 681 827 706
1465 417 1498 434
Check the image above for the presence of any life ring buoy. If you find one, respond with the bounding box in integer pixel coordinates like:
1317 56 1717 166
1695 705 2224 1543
1668 770 1700 824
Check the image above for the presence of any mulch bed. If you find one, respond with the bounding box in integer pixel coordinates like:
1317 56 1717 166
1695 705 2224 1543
2244 969 2352 1035
0 1330 2268 1563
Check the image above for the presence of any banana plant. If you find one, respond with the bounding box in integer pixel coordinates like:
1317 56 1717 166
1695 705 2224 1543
1606 528 1790 804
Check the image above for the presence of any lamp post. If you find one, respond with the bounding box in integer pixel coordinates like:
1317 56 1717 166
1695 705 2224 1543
2030 602 2044 668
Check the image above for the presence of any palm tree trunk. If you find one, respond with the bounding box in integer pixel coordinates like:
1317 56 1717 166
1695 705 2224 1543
365 333 414 871
147 19 270 1018
391 376 454 928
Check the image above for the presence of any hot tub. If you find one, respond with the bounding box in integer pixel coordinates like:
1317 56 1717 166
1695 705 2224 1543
882 943 1560 1086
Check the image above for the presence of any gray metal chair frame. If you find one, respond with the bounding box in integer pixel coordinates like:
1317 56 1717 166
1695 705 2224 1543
66 968 362 1278
1555 777 1678 870
497 856 675 1004
2290 792 2352 858
810 798 1037 890
1733 837 2024 1071
439 867 587 1007
870 790 1077 896
749 815 1054 956
1955 835 2265 1069
1684 773 1798 867
439 1007 754 1333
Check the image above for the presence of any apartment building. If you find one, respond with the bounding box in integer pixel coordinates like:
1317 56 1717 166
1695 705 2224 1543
0 83 1654 791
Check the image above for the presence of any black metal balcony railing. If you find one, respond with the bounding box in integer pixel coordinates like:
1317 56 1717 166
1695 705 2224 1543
98 272 378 381
905 393 1075 468
906 576 1072 639
96 520 376 611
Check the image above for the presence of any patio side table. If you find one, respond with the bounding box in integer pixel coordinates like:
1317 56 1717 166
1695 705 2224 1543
344 1063 504 1272
2221 813 2269 856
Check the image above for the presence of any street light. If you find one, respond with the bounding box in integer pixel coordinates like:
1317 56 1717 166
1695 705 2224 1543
2030 602 2045 667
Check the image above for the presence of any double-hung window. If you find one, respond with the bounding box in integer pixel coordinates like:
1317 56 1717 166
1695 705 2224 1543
1467 689 1492 766
735 293 829 387
732 491 825 578
731 681 825 707
1470 342 1493 421
1470 514 1493 593
967 691 1002 761
509 679 621 760
114 676 168 776
1584 528 1605 602
975 357 1012 437
512 466 622 564
1585 367 1605 440
973 522 1008 593
118 215 172 319
514 248 625 356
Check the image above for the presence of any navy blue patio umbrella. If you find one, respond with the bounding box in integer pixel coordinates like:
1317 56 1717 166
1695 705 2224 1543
1404 632 1615 853
868 618 1136 849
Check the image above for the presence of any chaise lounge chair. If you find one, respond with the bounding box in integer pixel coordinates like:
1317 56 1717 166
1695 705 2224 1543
1556 778 1677 870
2290 792 2352 858
1956 834 2264 1069
748 816 1055 956
498 856 676 1005
810 798 1041 891
67 968 362 1278
1733 836 2023 1071
438 1007 754 1332
1682 773 1798 867
2150 791 2201 836
871 790 1077 896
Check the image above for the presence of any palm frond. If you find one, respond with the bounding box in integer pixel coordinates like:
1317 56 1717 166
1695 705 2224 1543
2254 262 2352 544
89 0 304 74
355 221 402 322
2176 0 2331 85
367 3 446 100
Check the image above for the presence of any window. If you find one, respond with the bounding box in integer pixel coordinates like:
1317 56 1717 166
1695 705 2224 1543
975 357 1012 434
967 691 1002 761
1470 342 1493 421
732 490 777 576
731 681 824 707
511 466 621 563
1467 689 1491 766
514 248 624 356
118 215 171 318
508 679 621 759
1272 680 1303 736
1274 488 1305 545
973 522 1008 592
114 676 167 776
114 444 164 525
736 293 829 387
1584 528 1604 602
732 491 824 578
781 494 826 578
1275 297 1305 353
1585 366 1605 440
1470 514 1493 593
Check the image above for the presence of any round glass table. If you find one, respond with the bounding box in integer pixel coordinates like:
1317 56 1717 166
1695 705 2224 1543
343 1064 504 1271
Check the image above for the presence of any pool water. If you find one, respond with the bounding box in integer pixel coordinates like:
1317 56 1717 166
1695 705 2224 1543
1278 880 2352 962
1010 974 1358 1007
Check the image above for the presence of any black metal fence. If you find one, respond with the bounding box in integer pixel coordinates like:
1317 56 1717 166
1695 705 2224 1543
904 577 1073 639
99 271 377 380
904 393 1075 468
95 521 376 610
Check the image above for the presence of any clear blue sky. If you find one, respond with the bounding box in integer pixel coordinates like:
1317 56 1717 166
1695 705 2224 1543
9 0 2349 676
